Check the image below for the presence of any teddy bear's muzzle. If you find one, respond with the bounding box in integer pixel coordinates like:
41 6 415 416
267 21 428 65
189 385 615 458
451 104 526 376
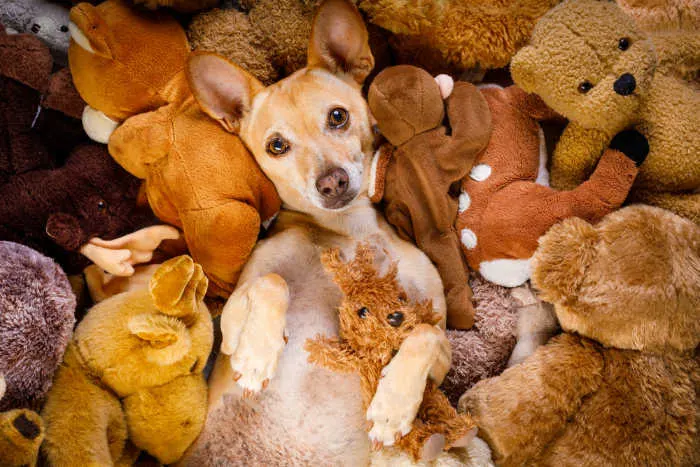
12 413 41 440
613 73 636 96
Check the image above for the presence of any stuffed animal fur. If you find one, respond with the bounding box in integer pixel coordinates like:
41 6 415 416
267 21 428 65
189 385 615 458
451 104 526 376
1 0 71 66
0 375 45 467
69 0 281 297
368 65 493 329
456 84 645 287
511 0 700 224
306 243 476 462
0 241 75 411
42 255 214 465
460 205 700 466
357 0 562 75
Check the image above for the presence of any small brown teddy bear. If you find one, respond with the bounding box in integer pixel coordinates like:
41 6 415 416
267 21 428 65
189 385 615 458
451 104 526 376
41 255 214 465
305 243 476 462
460 205 700 466
367 65 493 329
511 0 700 224
0 375 44 467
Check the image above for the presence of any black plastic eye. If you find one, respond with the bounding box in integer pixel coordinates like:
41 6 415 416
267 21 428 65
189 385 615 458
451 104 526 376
578 81 593 94
97 201 106 211
618 37 630 51
31 24 40 33
357 307 369 319
266 136 290 156
387 312 404 327
328 107 349 129
60 25 69 33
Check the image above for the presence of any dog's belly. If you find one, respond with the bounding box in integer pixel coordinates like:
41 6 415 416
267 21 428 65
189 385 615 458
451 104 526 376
184 272 369 466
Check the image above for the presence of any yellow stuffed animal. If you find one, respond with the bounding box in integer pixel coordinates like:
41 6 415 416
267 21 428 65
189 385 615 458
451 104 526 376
41 256 213 466
0 375 44 467
511 0 700 224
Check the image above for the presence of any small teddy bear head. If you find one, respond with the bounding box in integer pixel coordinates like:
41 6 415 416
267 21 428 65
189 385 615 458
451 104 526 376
368 65 445 147
68 0 189 121
511 0 656 135
71 256 213 397
532 205 700 354
322 243 441 354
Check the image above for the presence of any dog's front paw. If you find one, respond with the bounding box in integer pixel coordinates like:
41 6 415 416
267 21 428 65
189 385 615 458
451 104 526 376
221 274 289 394
366 358 424 448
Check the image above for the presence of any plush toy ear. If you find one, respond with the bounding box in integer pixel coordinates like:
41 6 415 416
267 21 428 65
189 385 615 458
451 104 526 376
531 217 599 306
46 213 86 251
68 3 114 59
307 0 375 85
186 52 264 134
149 256 208 325
510 45 539 94
128 313 192 365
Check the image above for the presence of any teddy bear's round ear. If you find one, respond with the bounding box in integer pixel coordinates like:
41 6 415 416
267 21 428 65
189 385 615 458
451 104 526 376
510 45 540 94
531 217 599 306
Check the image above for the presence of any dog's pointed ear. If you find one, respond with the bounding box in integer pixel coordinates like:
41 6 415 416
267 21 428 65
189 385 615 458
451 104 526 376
187 52 264 134
307 0 374 85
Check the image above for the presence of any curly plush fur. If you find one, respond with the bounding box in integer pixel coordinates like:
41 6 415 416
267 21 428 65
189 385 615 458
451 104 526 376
0 241 75 411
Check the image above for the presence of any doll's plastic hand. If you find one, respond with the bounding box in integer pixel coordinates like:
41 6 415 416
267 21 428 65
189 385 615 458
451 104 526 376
435 74 454 99
367 324 447 447
80 242 134 276
221 274 289 394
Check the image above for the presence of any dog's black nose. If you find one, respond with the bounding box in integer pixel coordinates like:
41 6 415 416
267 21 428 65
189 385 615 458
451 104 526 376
613 73 636 96
13 413 41 440
316 167 349 199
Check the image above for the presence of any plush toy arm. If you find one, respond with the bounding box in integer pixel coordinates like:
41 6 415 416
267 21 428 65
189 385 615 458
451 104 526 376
630 190 700 225
444 82 492 167
179 201 262 298
305 337 361 374
108 105 174 179
459 334 604 466
551 123 611 190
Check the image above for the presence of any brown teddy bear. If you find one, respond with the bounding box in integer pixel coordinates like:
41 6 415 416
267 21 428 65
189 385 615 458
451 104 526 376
42 255 214 465
460 205 700 466
0 375 44 467
68 0 281 297
305 243 476 462
511 0 700 224
357 0 561 75
367 65 493 329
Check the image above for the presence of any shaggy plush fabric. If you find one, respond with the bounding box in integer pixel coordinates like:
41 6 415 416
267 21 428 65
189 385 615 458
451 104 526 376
441 275 518 407
0 241 75 411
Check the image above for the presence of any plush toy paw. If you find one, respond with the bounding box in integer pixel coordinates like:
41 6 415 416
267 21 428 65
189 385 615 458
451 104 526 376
221 274 289 394
0 409 44 466
609 129 649 167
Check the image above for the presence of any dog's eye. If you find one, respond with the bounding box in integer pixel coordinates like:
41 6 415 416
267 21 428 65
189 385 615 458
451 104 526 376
266 137 290 156
577 81 593 94
618 37 630 51
328 107 349 129
357 307 369 319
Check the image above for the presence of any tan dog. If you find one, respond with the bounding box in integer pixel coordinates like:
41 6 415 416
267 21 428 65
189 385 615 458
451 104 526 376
181 1 463 464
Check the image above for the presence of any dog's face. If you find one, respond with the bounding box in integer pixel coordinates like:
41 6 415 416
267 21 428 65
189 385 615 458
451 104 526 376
187 0 375 214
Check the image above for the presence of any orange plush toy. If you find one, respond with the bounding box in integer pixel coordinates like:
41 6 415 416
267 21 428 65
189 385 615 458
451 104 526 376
68 0 280 297
305 243 475 462
456 85 646 287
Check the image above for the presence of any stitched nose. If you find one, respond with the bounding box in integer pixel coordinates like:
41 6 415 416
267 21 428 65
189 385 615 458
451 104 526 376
316 167 349 199
614 73 636 96
13 413 41 440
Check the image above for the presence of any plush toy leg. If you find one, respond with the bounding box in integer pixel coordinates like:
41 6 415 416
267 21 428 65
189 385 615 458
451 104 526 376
124 374 208 465
42 350 128 466
0 409 44 467
629 190 700 225
180 202 262 298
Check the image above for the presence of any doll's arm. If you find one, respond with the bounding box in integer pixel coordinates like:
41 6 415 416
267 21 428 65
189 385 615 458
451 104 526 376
107 105 174 179
459 334 604 466
444 82 492 168
630 191 700 225
551 122 611 190
305 337 361 374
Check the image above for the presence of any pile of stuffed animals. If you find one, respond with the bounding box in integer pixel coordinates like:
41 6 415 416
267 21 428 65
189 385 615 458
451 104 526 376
0 0 697 465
